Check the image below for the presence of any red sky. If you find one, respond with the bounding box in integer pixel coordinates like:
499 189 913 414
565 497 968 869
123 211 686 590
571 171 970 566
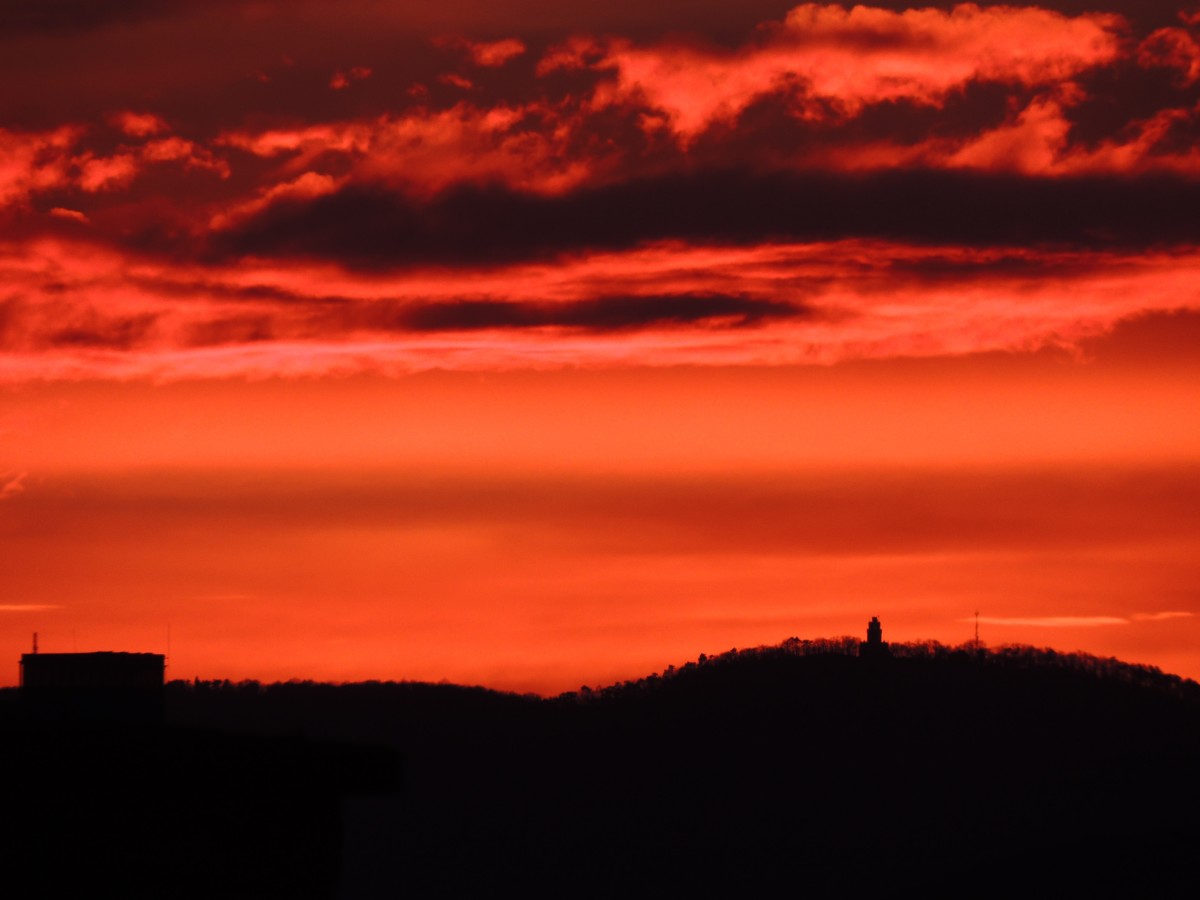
2 1 1199 692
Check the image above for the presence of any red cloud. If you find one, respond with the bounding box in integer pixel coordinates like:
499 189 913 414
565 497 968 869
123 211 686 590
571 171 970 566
141 136 230 175
216 123 372 158
330 65 373 90
209 171 338 229
438 73 475 90
547 3 1124 140
76 152 140 192
1138 27 1200 84
437 35 527 67
219 104 595 197
75 135 230 193
111 111 168 137
354 105 591 195
0 126 79 207
467 38 526 67
49 207 90 224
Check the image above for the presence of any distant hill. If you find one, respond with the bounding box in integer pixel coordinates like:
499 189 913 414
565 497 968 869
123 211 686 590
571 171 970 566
157 640 1200 898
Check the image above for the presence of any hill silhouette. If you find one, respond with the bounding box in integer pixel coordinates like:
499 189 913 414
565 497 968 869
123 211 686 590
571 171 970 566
149 638 1200 898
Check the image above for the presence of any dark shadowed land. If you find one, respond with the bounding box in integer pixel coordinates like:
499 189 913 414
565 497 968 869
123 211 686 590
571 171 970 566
4 639 1200 898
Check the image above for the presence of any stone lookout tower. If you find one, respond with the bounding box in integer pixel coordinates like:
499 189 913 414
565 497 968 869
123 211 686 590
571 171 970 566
859 616 891 659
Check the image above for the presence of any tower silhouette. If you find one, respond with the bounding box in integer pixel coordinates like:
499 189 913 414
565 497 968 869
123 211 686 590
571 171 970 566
859 616 891 659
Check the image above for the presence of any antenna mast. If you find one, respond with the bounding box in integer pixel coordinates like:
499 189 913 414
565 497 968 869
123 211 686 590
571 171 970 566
974 610 980 647
32 632 38 654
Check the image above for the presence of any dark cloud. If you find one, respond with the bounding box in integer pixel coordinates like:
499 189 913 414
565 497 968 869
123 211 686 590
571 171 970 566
683 83 1024 171
0 2 1187 40
214 169 1200 269
184 315 276 348
0 1 807 41
179 294 808 348
112 273 809 334
0 295 157 351
395 294 808 332
0 0 179 34
1071 62 1200 145
880 251 1106 282
3 289 805 353
793 2 1184 31
45 314 159 350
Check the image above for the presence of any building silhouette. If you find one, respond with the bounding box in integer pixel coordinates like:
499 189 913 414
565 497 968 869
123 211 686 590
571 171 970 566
20 649 165 723
10 646 398 898
859 616 891 659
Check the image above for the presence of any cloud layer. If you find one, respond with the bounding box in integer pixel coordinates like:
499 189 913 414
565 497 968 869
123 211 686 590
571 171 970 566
2 2 1200 379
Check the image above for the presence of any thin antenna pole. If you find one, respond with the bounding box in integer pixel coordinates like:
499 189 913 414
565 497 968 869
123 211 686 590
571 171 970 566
166 623 171 677
32 632 38 654
975 610 980 646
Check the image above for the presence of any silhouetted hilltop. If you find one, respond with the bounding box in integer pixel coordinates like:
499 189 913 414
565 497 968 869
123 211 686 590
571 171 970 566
578 636 1200 704
141 640 1200 897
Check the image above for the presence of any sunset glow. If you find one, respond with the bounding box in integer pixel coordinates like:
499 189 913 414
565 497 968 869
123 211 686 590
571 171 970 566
2 1 1199 692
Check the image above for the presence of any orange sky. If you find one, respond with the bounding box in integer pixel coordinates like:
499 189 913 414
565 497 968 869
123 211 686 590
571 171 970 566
2 2 1200 691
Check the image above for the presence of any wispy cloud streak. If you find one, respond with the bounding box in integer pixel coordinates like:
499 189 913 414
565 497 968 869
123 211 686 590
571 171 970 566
1 471 29 499
965 613 1196 628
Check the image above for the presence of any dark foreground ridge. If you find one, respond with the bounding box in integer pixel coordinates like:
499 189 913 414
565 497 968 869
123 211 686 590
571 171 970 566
4 636 1200 898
